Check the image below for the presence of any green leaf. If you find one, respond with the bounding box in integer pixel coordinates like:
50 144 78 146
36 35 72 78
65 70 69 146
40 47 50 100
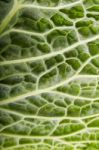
0 0 99 149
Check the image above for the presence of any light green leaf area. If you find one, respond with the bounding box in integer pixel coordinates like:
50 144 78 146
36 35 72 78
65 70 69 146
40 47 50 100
0 0 99 149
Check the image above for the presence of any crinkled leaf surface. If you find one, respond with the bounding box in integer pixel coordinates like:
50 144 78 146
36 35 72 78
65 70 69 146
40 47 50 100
0 0 99 149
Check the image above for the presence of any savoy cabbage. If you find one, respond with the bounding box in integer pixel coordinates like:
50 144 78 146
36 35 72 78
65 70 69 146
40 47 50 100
0 0 99 149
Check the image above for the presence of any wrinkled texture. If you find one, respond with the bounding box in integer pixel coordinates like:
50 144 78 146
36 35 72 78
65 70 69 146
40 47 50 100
0 0 99 149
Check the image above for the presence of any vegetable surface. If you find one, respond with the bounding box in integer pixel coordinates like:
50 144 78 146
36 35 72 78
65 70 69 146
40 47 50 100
0 0 99 149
